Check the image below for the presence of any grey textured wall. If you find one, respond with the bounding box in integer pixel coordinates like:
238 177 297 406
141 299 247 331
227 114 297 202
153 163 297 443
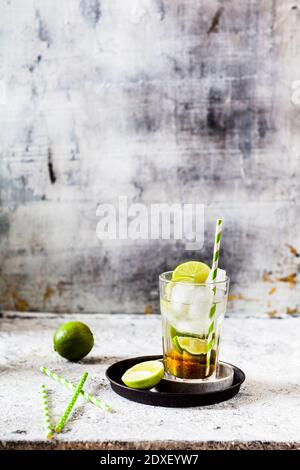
1 0 300 316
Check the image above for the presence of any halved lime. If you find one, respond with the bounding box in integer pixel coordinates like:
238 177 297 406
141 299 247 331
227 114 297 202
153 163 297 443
121 360 164 389
173 336 208 355
172 261 210 284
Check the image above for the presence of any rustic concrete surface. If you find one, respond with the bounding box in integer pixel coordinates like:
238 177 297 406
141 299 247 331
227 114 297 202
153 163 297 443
1 1 300 316
0 312 300 450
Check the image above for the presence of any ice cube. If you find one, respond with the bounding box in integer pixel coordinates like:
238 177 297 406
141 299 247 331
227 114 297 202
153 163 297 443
170 283 194 311
188 286 213 320
174 319 204 335
214 286 226 303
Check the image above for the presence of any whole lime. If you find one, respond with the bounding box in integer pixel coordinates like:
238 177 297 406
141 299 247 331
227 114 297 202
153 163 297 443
53 321 94 361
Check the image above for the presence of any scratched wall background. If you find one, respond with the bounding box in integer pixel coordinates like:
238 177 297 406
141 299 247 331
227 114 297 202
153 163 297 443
1 0 300 316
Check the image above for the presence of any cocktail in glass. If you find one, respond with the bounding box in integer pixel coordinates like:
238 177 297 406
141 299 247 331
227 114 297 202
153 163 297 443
159 272 229 380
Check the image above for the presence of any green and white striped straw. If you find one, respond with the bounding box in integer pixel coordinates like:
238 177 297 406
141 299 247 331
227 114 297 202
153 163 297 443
55 371 88 433
40 366 111 412
206 218 223 376
40 384 53 440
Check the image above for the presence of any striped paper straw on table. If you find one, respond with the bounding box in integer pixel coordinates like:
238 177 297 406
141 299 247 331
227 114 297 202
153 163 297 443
40 366 111 412
40 384 53 440
205 218 223 376
55 371 88 433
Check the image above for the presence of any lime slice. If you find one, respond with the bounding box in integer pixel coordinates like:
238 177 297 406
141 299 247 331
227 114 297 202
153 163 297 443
170 324 179 338
172 335 184 353
173 336 208 355
172 261 210 284
121 360 164 389
170 324 205 340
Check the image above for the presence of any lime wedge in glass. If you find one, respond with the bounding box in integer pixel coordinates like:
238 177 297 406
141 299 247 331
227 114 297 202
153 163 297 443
170 324 205 340
121 360 164 389
172 261 210 284
173 336 208 355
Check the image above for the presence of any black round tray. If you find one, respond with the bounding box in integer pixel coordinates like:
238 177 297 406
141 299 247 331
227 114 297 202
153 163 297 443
105 355 245 408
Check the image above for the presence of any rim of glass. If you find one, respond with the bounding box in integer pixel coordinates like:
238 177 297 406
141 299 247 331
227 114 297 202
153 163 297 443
159 271 230 286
